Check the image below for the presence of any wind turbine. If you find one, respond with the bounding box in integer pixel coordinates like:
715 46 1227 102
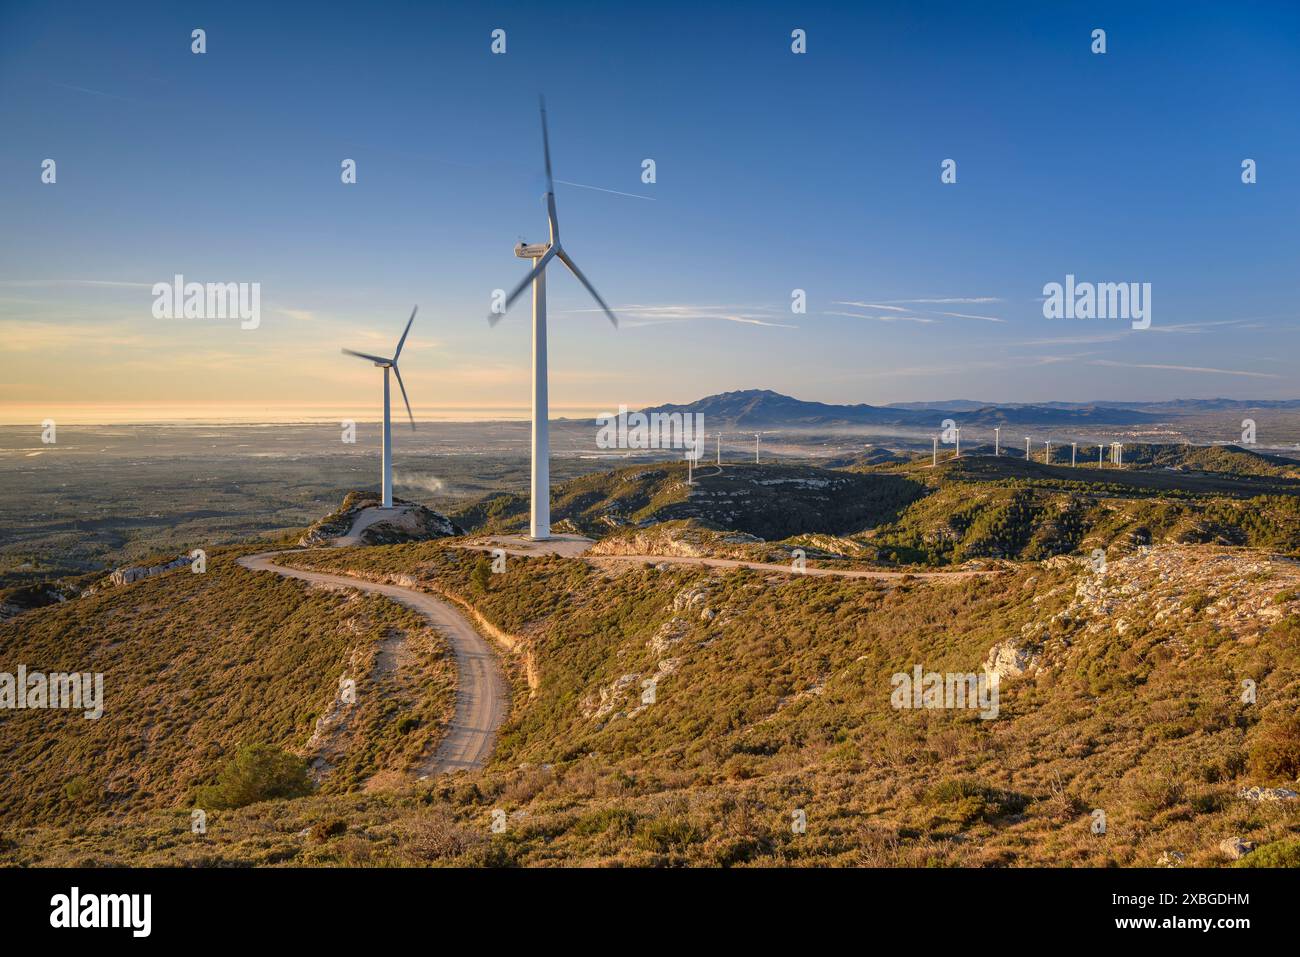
1025 436 1031 460
342 306 417 510
994 427 1000 456
1044 439 1052 464
955 426 962 458
716 432 722 466
1071 441 1077 467
488 98 619 540
755 434 761 464
932 435 938 467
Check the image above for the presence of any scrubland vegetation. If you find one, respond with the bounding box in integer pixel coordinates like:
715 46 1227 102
2 444 1299 867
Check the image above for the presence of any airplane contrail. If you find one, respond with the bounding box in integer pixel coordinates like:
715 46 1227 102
555 178 656 201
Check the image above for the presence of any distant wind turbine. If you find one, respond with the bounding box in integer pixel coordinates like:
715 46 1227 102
488 97 619 540
342 306 417 510
1025 436 1031 460
994 427 1000 456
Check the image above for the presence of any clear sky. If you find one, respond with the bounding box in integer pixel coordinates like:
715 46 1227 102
1 0 1298 422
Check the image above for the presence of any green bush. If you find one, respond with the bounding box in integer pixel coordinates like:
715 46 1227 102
194 744 314 810
309 817 348 843
1247 715 1300 782
471 556 493 593
63 776 100 808
1233 838 1300 868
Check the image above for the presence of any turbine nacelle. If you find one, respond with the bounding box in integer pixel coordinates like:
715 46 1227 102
515 241 552 260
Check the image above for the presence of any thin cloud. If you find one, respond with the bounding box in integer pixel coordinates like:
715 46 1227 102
1090 359 1279 379
825 310 938 324
562 304 796 329
833 298 1005 323
831 301 910 312
48 81 139 103
885 297 1003 304
0 279 153 288
940 311 1007 323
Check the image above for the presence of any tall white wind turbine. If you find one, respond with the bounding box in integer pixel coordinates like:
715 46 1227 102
489 98 619 540
342 306 417 510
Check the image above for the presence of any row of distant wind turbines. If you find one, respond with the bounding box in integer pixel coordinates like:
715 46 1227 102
932 425 1126 467
343 98 623 540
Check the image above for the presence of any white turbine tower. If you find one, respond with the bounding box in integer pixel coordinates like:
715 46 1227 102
1071 441 1077 467
994 427 1000 456
716 432 721 466
932 435 938 467
489 98 619 540
1044 439 1052 464
754 433 761 464
955 426 962 458
342 306 417 510
1025 436 1031 460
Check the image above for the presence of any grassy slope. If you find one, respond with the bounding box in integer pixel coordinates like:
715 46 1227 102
859 457 1300 565
0 547 455 828
11 540 1298 867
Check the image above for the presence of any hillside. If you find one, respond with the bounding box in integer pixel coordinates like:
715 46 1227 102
7 540 1299 867
453 462 928 541
856 456 1300 566
0 547 456 827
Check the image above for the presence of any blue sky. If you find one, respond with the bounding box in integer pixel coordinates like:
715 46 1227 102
1 0 1298 421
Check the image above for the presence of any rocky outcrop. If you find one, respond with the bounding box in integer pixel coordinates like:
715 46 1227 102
1237 786 1299 802
983 625 1044 680
300 492 462 547
110 554 192 586
588 521 761 560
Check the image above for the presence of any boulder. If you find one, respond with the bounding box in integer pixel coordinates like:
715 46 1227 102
1218 836 1255 860
983 638 1041 680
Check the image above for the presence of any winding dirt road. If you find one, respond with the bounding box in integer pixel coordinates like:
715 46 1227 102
238 551 507 774
452 536 995 581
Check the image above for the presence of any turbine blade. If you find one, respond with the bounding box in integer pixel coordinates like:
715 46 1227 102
392 363 415 430
556 249 618 327
546 191 560 243
489 244 558 325
393 305 417 362
539 95 553 192
342 348 390 364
